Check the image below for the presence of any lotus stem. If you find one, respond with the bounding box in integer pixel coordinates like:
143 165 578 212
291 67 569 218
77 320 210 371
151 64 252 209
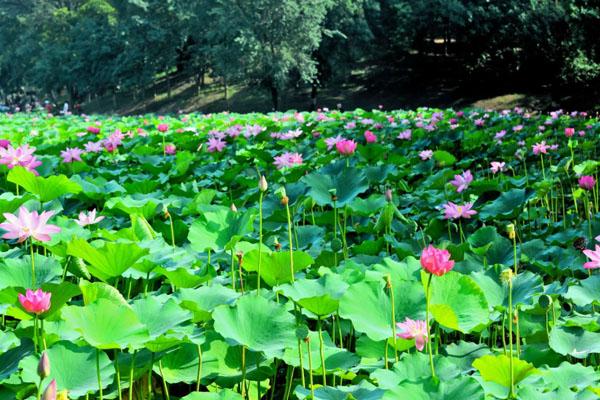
196 344 203 392
241 346 247 399
257 191 264 293
317 318 327 386
129 351 136 400
284 198 294 282
508 277 515 399
306 338 315 400
115 350 123 400
387 275 399 362
158 360 170 400
425 273 436 378
96 349 103 400
30 239 35 287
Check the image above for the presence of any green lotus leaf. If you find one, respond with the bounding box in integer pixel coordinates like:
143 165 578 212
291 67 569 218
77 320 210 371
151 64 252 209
473 354 537 388
62 298 150 349
422 271 489 333
212 295 296 358
66 239 149 281
188 205 255 252
7 166 82 202
19 342 114 397
339 278 424 341
242 249 314 287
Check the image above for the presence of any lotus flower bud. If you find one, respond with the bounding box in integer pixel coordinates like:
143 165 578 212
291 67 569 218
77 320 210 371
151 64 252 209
506 223 515 240
38 351 50 379
259 175 268 192
42 380 57 400
385 189 393 203
230 203 238 212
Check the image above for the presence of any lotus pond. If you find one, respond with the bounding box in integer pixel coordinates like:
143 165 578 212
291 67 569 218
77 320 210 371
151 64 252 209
0 108 599 400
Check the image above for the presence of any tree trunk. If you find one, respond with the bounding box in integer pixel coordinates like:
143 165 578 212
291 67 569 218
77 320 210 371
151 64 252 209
270 85 279 111
310 82 318 111
167 73 172 99
223 77 229 110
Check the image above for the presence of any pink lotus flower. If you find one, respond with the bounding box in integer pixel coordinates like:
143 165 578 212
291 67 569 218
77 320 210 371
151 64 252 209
0 207 61 243
396 318 429 351
419 150 433 160
579 176 595 190
325 135 343 150
532 141 550 155
86 126 100 134
273 152 304 169
494 130 506 140
450 170 473 193
164 144 176 155
336 139 357 155
397 129 412 140
565 127 575 137
421 245 454 276
157 124 169 133
364 130 377 143
443 202 477 219
0 139 10 149
75 209 104 227
84 141 103 153
60 148 84 163
583 245 600 269
207 137 226 153
0 144 41 173
18 289 51 314
490 161 506 174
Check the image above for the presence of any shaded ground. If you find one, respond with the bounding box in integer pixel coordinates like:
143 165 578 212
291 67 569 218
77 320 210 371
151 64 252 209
83 55 600 115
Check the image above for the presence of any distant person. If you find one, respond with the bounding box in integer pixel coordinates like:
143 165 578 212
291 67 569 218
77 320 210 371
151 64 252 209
62 102 69 115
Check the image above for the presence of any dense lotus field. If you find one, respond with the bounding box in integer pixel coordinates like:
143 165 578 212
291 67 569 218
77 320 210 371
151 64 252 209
0 107 600 400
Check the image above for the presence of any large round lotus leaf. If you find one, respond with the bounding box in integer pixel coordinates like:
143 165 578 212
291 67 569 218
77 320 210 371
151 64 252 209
62 298 150 349
422 271 489 333
339 279 424 341
66 239 149 281
0 254 62 290
276 274 348 316
157 332 265 385
473 354 538 388
467 226 499 256
242 249 314 287
176 285 240 322
549 326 600 359
471 270 543 310
180 390 243 400
79 280 129 306
188 205 255 252
7 282 80 321
383 376 484 400
479 189 531 220
7 166 82 202
302 162 369 207
19 341 114 398
212 295 296 358
371 352 460 388
131 296 191 339
564 275 600 307
0 340 33 381
295 381 385 400
541 362 600 391
282 330 359 372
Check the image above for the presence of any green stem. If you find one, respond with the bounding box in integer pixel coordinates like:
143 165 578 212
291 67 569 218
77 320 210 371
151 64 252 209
306 339 315 400
285 200 295 282
425 273 436 378
115 350 122 400
196 344 203 392
508 279 515 399
387 275 399 363
241 346 247 399
31 239 36 287
97 349 104 400
158 360 170 400
257 192 263 293
317 318 327 386
129 351 136 400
